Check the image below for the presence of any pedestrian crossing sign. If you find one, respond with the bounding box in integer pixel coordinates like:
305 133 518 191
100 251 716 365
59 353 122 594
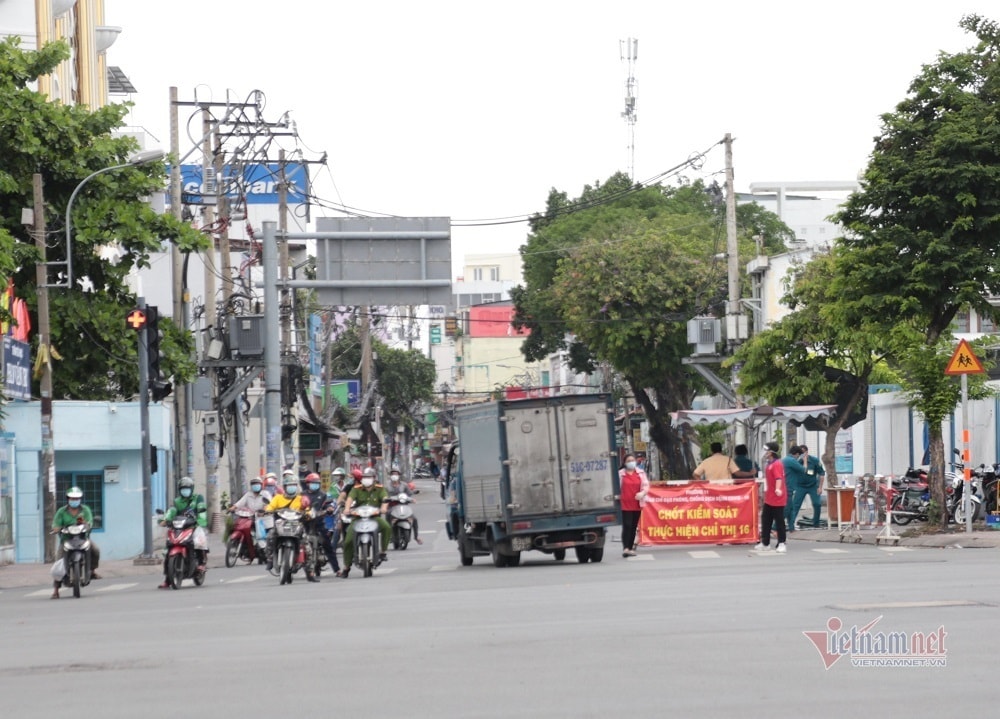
944 339 985 376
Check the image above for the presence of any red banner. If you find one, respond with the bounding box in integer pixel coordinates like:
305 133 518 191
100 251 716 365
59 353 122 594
639 482 759 545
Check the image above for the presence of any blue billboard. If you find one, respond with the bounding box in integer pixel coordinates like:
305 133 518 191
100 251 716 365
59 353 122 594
169 162 308 206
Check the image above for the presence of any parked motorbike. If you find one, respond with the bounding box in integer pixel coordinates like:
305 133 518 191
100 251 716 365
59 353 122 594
270 506 321 585
225 509 262 567
343 505 384 577
890 468 957 525
952 468 984 524
387 493 414 550
165 511 206 589
58 523 93 598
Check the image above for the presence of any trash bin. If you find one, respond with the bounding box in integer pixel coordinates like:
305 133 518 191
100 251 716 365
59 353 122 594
826 487 855 523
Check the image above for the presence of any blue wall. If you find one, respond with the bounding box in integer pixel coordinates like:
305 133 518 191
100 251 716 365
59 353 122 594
3 401 173 563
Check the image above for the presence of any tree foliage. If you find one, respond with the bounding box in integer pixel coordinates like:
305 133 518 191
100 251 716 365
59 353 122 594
828 14 1000 522
513 173 790 477
0 37 207 401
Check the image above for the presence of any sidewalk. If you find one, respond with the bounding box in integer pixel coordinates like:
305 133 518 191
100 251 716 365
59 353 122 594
0 532 229 591
788 524 1000 549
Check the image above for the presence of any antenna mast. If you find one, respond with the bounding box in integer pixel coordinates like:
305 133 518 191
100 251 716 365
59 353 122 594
620 37 638 181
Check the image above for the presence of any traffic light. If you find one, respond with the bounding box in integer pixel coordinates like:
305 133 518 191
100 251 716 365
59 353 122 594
145 306 173 402
146 305 161 381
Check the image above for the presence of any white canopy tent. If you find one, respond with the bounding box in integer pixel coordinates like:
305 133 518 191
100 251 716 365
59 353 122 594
670 404 838 458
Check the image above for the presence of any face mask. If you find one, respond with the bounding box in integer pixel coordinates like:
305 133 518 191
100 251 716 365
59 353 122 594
361 477 374 488
307 482 320 492
68 499 81 509
180 488 193 498
390 475 400 483
284 485 298 496
626 461 636 471
250 483 262 493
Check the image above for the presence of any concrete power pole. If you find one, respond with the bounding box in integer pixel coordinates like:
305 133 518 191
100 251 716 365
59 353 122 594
201 106 220 518
33 174 56 563
169 86 190 495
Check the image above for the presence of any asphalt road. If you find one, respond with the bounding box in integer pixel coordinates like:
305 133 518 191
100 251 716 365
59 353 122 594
2 488 997 718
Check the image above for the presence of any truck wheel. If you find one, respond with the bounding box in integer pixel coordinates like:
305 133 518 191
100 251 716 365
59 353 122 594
553 549 566 561
574 546 591 564
458 527 474 566
589 548 604 563
507 552 521 567
490 542 508 568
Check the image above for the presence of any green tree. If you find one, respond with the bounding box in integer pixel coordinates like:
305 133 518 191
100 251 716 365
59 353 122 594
0 38 206 401
730 252 889 483
513 174 789 477
831 15 1000 520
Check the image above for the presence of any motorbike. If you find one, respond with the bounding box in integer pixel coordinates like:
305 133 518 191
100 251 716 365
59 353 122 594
58 523 93 598
952 467 984 524
344 505 384 577
890 468 957 525
225 509 263 567
388 493 414 550
270 506 322 585
165 511 207 589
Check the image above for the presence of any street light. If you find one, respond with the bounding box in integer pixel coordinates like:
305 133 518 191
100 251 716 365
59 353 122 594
62 149 166 288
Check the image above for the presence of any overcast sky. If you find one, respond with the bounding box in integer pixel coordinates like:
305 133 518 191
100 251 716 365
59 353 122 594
103 0 996 276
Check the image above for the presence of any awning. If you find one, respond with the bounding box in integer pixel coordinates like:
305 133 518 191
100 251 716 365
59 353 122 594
671 404 837 429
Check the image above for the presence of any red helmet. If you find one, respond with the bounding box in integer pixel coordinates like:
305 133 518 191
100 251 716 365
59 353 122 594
352 468 363 481
305 472 320 483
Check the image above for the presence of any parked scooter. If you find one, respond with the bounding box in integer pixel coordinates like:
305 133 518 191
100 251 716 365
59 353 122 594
165 511 207 589
387 493 414 550
225 509 262 567
952 467 984 524
343 505 384 577
58 523 93 598
890 467 957 525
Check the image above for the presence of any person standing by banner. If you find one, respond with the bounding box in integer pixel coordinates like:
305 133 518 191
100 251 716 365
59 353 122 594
782 445 808 532
793 444 825 529
619 454 649 557
756 442 787 553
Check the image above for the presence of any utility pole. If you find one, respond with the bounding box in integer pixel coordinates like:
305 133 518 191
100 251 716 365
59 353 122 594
33 173 56 563
201 106 219 518
137 297 154 560
169 86 191 494
277 149 293 469
620 37 638 181
262 221 281 474
724 134 748 442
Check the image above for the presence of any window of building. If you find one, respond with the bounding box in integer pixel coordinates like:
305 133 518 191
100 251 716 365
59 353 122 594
981 312 998 334
951 311 970 333
56 472 104 530
490 266 500 281
473 268 483 281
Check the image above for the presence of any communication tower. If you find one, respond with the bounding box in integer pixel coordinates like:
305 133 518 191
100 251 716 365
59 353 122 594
620 37 638 181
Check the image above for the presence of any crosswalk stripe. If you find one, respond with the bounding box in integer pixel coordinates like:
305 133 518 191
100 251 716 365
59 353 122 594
224 575 267 584
627 554 654 561
878 545 913 552
26 589 51 598
813 548 850 554
95 582 138 592
376 567 397 574
688 550 721 559
430 565 457 572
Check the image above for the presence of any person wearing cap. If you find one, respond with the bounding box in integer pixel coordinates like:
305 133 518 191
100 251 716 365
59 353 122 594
755 442 787 552
50 487 102 598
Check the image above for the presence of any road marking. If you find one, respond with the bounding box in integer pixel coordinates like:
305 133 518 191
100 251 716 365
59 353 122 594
436 519 448 523
813 548 850 554
26 589 52 598
224 575 267 584
878 545 913 552
688 551 721 559
376 567 397 575
627 554 654 561
95 582 138 592
430 565 457 572
830 600 985 610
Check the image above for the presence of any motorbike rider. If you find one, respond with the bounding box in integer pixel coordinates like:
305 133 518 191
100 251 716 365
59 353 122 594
158 476 209 589
50 486 102 599
339 466 391 578
263 471 319 582
329 467 349 500
261 472 279 501
302 471 340 576
386 469 422 544
229 476 269 514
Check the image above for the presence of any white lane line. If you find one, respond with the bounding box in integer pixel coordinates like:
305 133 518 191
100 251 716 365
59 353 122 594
430 565 457 572
224 575 267 584
878 546 913 552
626 554 654 561
435 519 448 523
376 567 397 575
26 589 52 598
688 551 721 559
95 582 138 592
813 548 850 554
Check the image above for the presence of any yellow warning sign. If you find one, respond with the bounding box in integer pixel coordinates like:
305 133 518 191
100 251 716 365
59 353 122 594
944 339 985 376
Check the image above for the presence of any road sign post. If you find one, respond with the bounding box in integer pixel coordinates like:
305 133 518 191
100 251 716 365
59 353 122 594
944 339 986 533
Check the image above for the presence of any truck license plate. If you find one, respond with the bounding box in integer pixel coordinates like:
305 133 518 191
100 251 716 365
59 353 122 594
511 536 533 551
